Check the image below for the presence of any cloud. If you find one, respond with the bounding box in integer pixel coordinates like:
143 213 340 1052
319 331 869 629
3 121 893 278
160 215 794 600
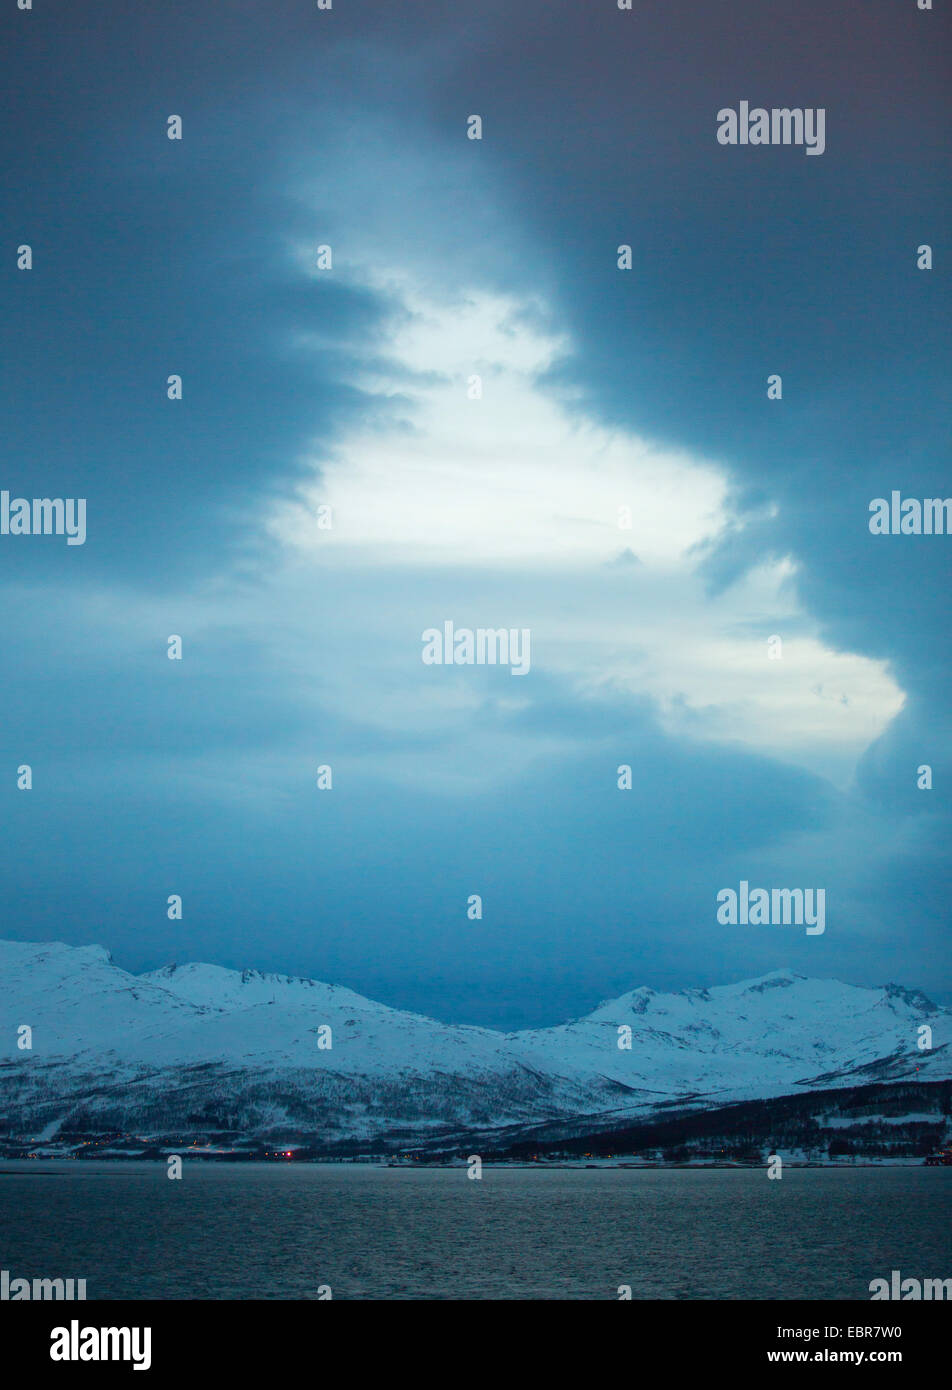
263 275 904 782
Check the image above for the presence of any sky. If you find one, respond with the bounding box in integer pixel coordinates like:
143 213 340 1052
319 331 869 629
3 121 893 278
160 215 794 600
1 0 950 1028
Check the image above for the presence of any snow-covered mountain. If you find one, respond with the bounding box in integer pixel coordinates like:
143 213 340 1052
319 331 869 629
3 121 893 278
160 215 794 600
0 939 948 1150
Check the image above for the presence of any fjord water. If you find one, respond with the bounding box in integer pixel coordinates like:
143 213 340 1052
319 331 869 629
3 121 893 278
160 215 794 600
0 1163 948 1300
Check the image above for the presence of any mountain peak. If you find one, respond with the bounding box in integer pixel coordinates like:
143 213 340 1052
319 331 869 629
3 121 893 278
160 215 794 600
732 969 803 992
880 982 939 1014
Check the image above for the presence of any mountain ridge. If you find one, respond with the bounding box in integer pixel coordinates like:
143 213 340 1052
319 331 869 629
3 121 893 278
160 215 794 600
1 939 948 1151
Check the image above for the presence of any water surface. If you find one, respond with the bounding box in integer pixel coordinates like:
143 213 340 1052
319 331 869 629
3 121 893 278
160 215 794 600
0 1163 947 1299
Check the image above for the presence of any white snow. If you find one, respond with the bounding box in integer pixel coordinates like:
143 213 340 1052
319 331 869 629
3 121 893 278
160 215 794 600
1 940 948 1142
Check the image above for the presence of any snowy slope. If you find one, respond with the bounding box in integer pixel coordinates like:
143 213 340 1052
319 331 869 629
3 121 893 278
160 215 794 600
516 970 950 1105
0 940 948 1146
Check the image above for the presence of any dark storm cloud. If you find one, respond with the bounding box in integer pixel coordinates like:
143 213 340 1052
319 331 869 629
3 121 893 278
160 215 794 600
411 0 952 833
